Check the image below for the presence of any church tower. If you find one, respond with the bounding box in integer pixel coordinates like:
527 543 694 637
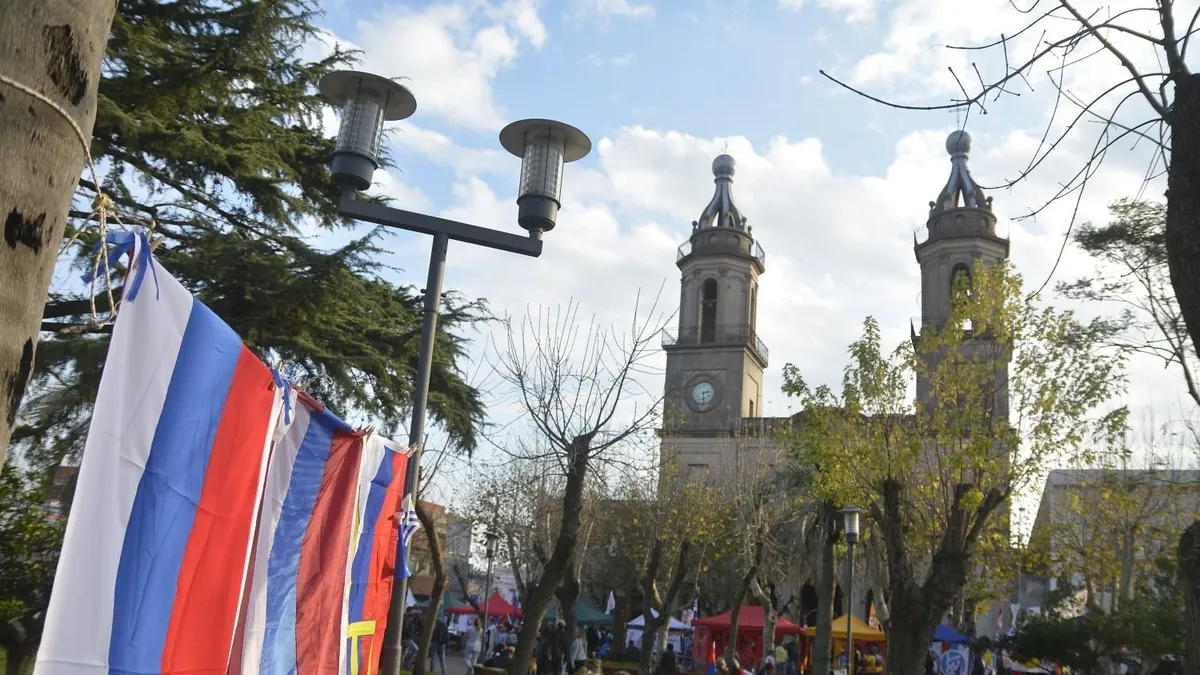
914 131 1011 414
661 153 768 437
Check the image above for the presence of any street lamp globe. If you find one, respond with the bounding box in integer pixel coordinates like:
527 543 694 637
484 530 499 560
319 70 417 191
839 506 863 545
499 119 592 237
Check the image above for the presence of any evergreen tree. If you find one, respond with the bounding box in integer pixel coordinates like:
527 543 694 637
13 0 487 469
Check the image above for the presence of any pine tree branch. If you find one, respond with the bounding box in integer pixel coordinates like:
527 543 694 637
43 292 121 320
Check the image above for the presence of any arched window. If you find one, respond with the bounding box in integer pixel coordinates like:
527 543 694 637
750 284 758 332
951 263 973 331
950 262 972 290
700 278 718 342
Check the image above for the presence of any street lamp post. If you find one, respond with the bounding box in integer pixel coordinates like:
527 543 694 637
319 70 592 675
839 507 863 675
480 530 500 662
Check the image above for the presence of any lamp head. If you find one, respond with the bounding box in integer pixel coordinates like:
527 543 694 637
838 506 864 544
499 118 591 237
484 530 499 558
319 70 417 191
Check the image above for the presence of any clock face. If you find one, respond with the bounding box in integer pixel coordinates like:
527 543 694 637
691 382 715 406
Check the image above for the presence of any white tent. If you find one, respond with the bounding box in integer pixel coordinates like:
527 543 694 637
625 610 692 655
628 613 691 632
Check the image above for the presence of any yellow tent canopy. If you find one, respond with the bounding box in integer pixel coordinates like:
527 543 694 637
803 616 886 642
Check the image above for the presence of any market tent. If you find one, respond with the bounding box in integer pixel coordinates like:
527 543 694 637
545 599 613 626
803 615 885 642
933 624 970 644
693 606 804 634
628 613 691 632
445 591 522 617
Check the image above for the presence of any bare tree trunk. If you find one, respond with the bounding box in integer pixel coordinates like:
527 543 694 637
507 435 592 675
413 501 447 675
0 0 116 463
725 539 764 664
1166 75 1200 366
452 563 485 621
749 579 777 657
637 540 691 675
1179 520 1200 675
811 506 838 675
555 557 581 656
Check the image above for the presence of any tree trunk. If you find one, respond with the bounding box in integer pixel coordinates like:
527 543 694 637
811 507 838 675
1178 520 1200 675
0 0 116 463
725 539 763 664
555 558 581 658
638 540 691 675
880 606 938 675
750 579 777 657
412 500 447 675
1166 74 1200 366
507 435 592 675
6 647 30 675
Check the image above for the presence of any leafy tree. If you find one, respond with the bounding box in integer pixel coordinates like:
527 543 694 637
1005 560 1186 675
0 461 66 675
13 0 487 471
782 261 1127 675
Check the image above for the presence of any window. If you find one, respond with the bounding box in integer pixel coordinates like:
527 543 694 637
748 400 755 417
750 284 758 332
951 263 974 331
700 278 718 342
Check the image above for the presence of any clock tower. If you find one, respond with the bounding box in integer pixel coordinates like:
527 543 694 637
661 154 768 442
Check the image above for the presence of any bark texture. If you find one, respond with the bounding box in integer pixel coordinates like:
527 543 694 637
1179 521 1200 675
0 0 116 463
725 539 764 664
507 434 592 675
811 507 838 675
636 539 691 675
1167 73 1200 675
411 500 447 675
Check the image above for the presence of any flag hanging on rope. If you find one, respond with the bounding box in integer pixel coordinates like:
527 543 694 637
342 435 414 675
394 452 422 579
232 393 365 675
35 230 285 675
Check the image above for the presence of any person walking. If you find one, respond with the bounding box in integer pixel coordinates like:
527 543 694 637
431 616 449 675
464 617 482 672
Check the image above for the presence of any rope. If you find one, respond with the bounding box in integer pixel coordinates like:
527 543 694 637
0 71 144 329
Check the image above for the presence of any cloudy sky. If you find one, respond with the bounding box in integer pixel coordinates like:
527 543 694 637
305 0 1199 507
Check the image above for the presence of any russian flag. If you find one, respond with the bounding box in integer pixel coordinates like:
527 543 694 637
342 436 414 675
233 393 366 675
35 232 285 675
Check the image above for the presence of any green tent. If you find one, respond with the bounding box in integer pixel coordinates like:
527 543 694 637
544 599 613 626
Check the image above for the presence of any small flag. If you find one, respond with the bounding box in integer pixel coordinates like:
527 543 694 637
393 450 421 579
606 591 616 614
706 641 718 675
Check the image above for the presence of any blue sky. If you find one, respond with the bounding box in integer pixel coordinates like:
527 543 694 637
298 0 1199 510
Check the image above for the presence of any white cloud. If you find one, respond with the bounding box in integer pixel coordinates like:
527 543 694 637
351 1 547 131
778 0 877 23
570 0 656 22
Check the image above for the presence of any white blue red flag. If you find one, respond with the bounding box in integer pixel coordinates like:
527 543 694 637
394 453 421 579
231 389 366 675
341 435 414 675
35 231 285 675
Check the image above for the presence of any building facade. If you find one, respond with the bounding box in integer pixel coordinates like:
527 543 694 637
658 131 1014 636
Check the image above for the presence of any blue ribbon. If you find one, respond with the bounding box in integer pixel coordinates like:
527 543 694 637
80 229 159 303
270 370 293 425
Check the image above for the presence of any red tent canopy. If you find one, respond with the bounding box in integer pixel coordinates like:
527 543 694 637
446 591 522 617
693 606 803 633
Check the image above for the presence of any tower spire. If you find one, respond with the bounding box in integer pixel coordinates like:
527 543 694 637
695 154 746 230
929 130 992 214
